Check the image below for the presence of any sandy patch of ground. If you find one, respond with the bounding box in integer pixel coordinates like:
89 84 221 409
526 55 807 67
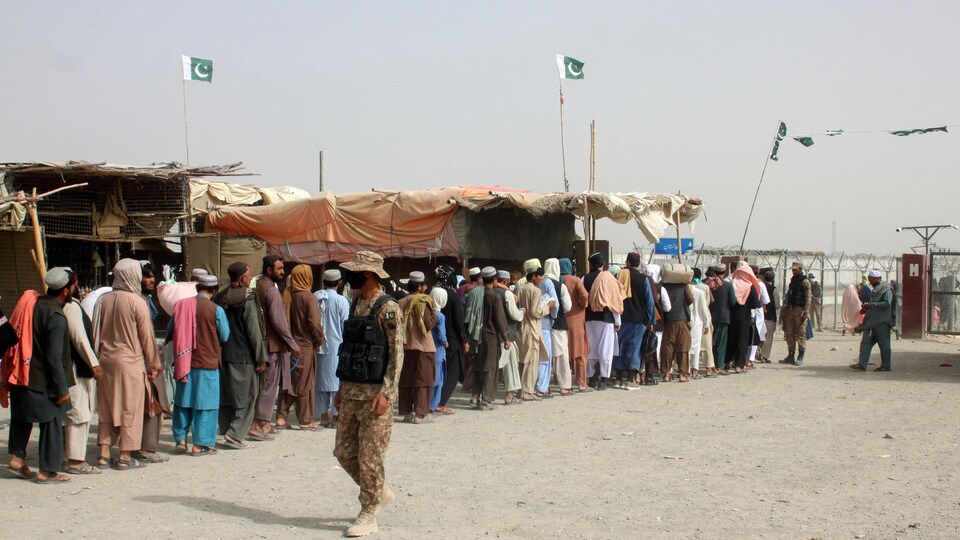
2 329 959 539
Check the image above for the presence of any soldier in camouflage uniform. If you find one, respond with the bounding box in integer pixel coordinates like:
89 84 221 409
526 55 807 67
334 251 405 537
779 262 812 366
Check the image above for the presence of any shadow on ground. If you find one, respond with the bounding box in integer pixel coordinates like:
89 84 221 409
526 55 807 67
135 494 351 531
796 350 960 383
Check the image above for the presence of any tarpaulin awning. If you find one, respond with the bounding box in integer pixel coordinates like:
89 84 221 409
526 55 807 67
206 185 702 264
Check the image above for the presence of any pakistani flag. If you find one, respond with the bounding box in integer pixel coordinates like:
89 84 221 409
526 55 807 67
556 55 584 80
770 121 787 161
793 136 815 147
182 55 213 83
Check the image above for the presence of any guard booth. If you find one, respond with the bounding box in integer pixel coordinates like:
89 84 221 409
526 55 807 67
900 254 928 338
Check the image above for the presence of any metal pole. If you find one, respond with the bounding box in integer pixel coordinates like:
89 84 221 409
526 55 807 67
740 122 781 252
559 80 570 193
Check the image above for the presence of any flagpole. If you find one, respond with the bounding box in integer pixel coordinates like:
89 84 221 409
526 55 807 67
182 80 191 166
739 121 781 253
559 78 570 193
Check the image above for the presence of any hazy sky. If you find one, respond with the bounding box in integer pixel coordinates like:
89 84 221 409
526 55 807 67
3 2 958 255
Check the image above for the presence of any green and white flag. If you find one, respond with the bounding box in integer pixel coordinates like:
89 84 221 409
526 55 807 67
770 121 787 161
793 136 815 147
890 125 947 136
182 55 213 83
556 55 584 80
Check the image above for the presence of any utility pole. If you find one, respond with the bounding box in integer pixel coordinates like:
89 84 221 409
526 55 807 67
896 225 958 254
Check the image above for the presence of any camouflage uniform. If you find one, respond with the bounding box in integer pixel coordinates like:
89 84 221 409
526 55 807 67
782 277 811 354
333 288 404 510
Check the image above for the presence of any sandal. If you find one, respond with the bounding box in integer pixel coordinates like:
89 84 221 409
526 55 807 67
65 462 102 475
246 431 274 442
111 457 146 470
435 407 456 415
873 366 891 372
220 437 246 450
95 457 111 470
4 464 36 480
174 442 189 454
191 446 218 457
849 364 866 371
261 423 281 435
34 472 71 484
132 451 170 463
300 423 323 431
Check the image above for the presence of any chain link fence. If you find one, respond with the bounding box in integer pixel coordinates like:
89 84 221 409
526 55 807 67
613 246 902 331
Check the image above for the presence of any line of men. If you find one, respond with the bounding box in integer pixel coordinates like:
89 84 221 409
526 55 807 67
430 254 825 409
2 256 345 480
2 249 895 537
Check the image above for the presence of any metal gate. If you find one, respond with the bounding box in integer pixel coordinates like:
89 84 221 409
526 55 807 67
928 251 960 335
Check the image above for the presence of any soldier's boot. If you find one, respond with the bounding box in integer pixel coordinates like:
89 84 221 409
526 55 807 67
778 352 795 365
371 485 395 516
795 350 805 367
345 508 378 537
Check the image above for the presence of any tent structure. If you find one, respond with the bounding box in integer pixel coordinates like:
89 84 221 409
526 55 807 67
206 185 703 265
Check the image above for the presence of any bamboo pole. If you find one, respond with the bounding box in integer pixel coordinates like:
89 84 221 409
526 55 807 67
675 212 684 264
590 120 597 243
27 189 47 287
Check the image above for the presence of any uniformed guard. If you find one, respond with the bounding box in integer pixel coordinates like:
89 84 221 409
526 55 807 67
333 251 404 537
779 261 812 366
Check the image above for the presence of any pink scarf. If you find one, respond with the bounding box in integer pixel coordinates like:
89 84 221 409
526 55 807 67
172 297 197 382
731 265 762 305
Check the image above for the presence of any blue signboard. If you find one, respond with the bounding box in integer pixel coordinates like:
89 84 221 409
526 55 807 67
654 238 694 255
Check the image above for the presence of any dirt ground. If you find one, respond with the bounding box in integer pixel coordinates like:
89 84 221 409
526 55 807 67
2 329 959 539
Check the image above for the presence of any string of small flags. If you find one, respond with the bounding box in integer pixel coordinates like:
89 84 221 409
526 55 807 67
770 122 955 161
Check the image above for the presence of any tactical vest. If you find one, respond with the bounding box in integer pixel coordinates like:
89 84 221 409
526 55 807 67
786 277 808 307
549 278 568 331
337 295 396 384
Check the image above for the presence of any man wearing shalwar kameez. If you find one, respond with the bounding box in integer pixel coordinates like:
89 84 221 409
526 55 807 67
544 259 573 395
530 259 560 397
560 258 591 391
214 262 267 448
688 275 712 378
474 267 510 409
63 276 102 474
428 287 448 413
517 262 555 400
583 253 624 390
253 255 301 437
6 267 75 482
94 259 162 469
397 272 438 423
277 265 325 430
170 274 229 455
137 262 170 465
613 253 654 389
315 269 349 428
494 270 523 404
